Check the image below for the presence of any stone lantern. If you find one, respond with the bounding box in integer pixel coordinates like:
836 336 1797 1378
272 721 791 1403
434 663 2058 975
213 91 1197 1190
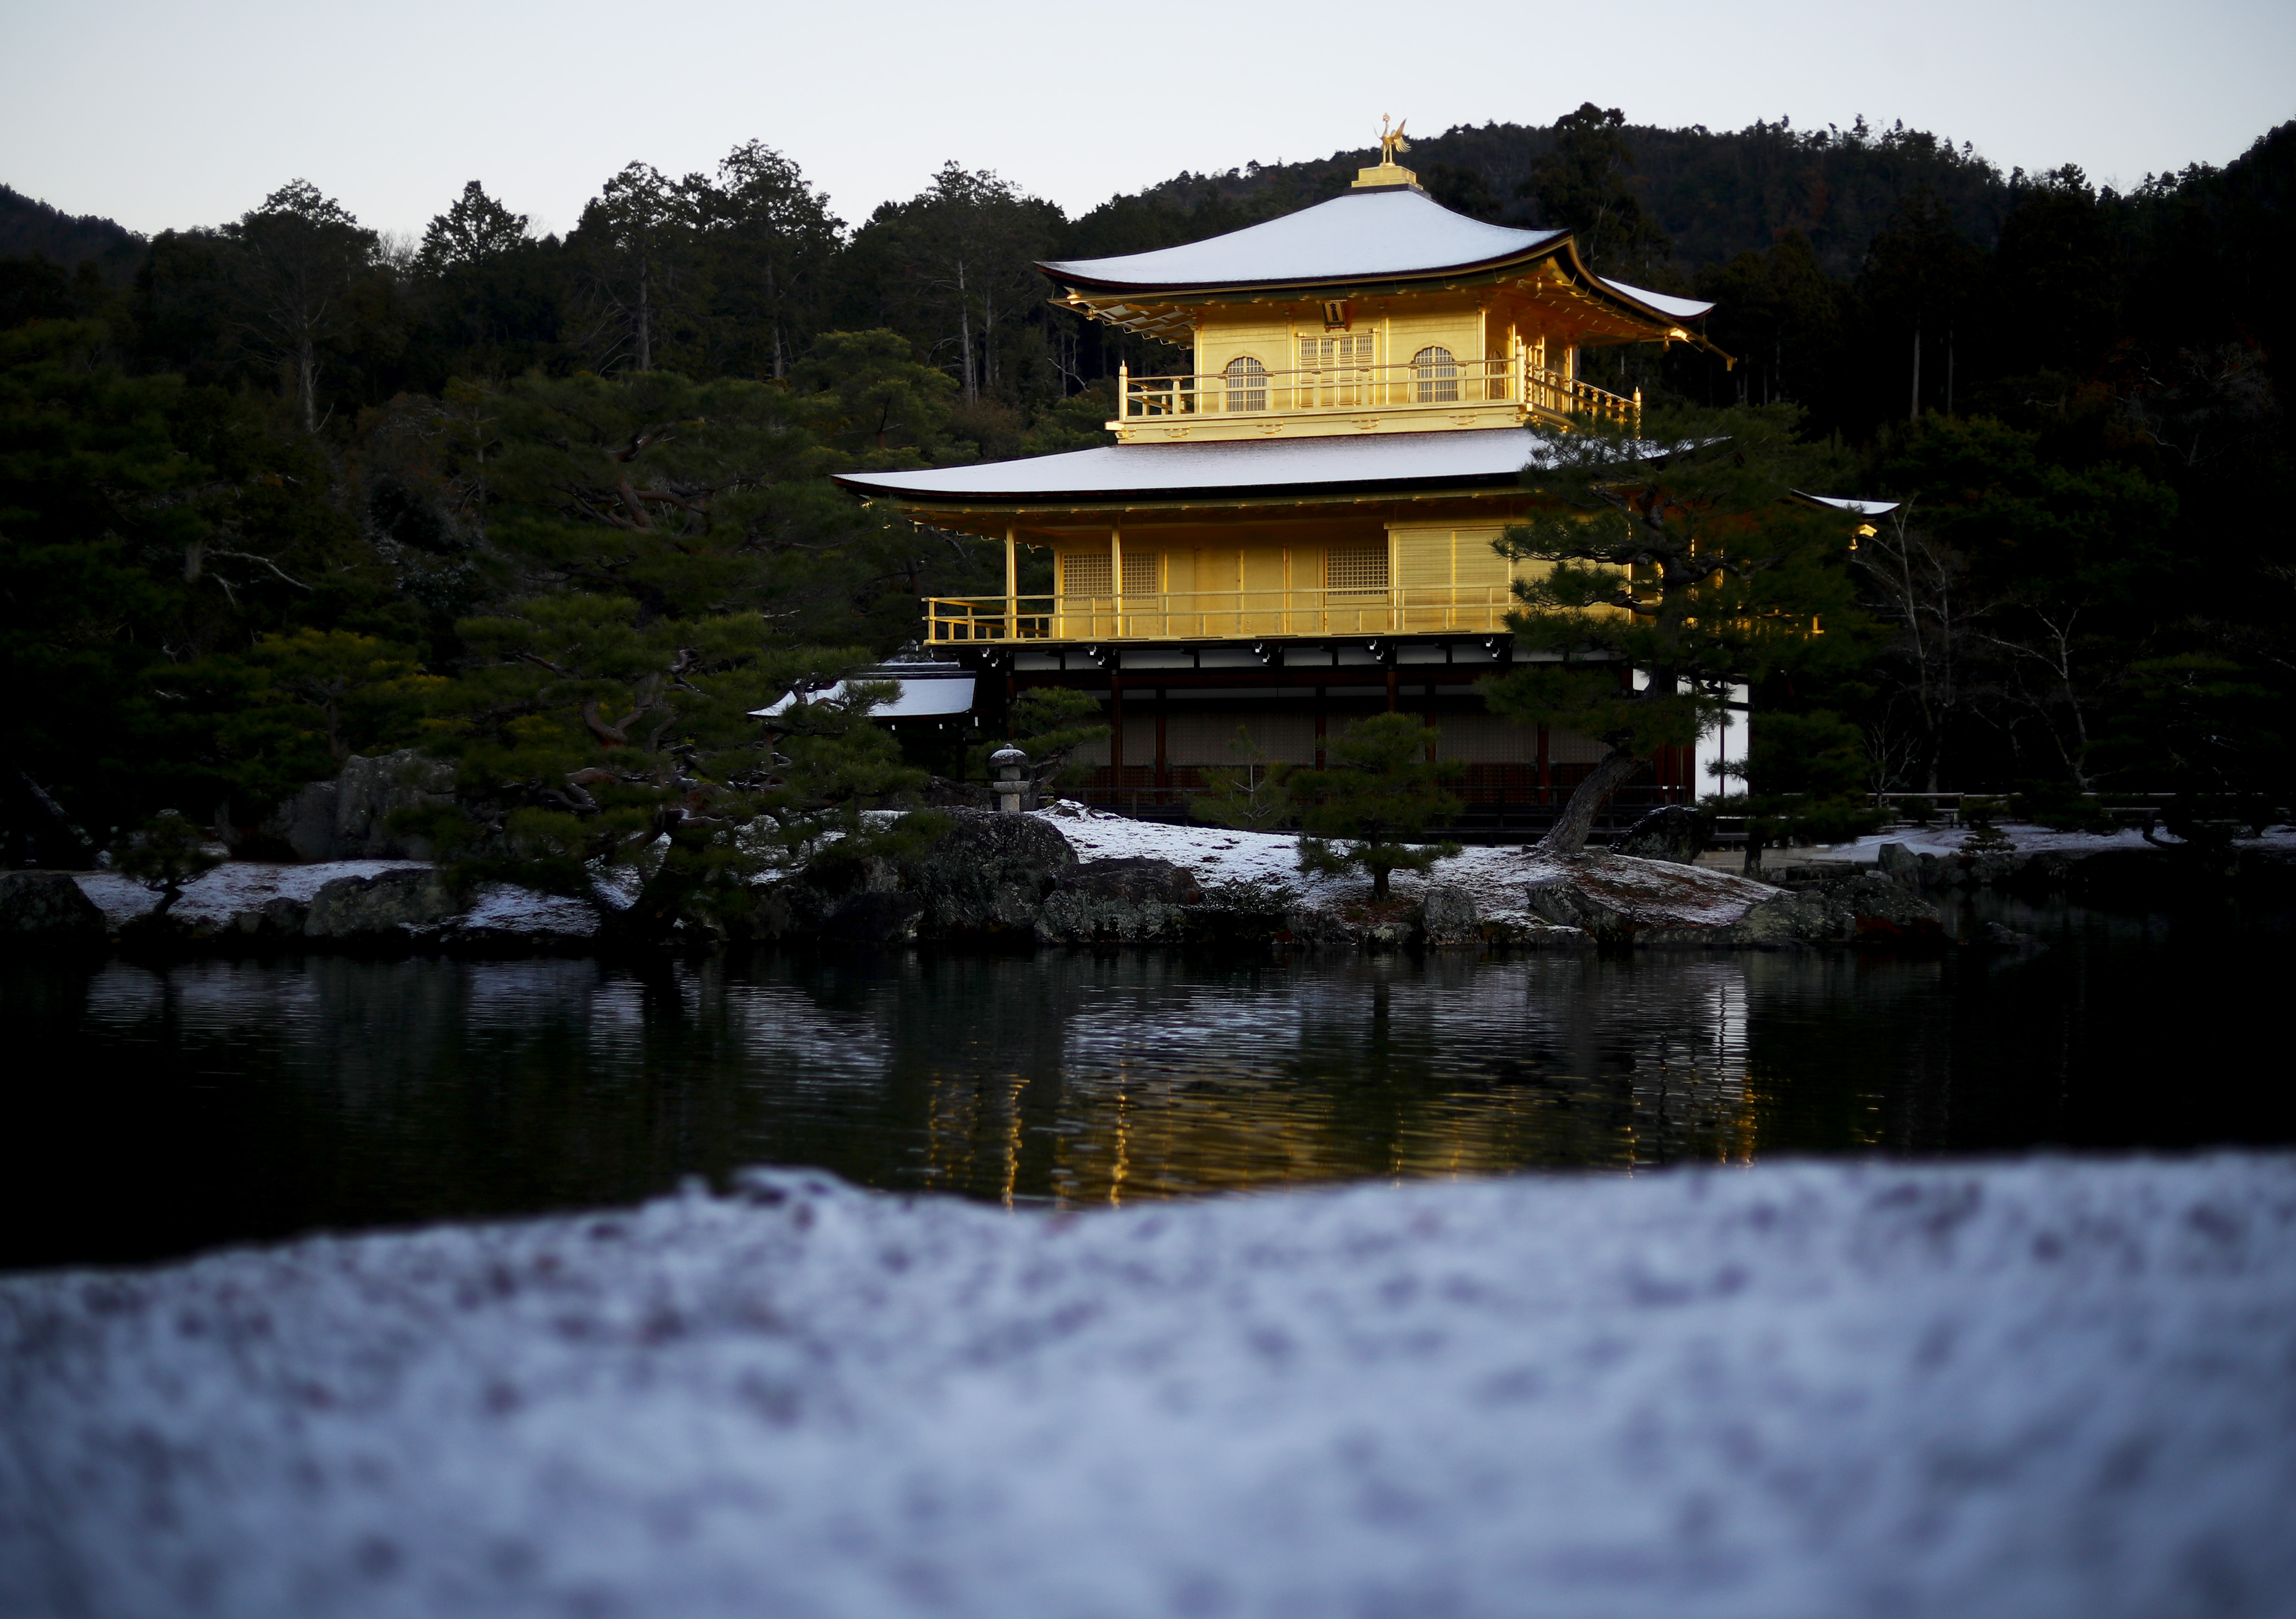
989 745 1030 814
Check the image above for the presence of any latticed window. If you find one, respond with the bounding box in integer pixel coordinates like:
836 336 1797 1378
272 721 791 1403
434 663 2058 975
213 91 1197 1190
1299 334 1374 408
1062 551 1112 599
1299 334 1374 368
1221 355 1267 413
1413 345 1460 403
1325 543 1389 595
1121 551 1160 596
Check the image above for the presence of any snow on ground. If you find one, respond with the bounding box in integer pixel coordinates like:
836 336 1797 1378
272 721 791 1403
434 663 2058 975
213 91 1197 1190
3 1155 2290 1619
461 882 600 937
70 861 431 928
1037 801 1559 926
1036 802 1780 930
1811 822 2296 863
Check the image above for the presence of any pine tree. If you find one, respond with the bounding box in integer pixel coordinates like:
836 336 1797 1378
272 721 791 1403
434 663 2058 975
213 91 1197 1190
1194 727 1292 831
1287 712 1462 901
1485 402 1871 855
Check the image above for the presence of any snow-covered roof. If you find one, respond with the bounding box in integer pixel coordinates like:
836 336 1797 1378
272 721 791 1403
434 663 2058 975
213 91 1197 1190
1038 189 1714 326
1793 491 1902 518
1596 277 1714 321
752 664 975 720
1041 191 1567 292
835 429 1553 505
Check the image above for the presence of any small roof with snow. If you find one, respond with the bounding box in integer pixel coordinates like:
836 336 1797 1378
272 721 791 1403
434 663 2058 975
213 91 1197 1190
1039 188 1712 325
835 429 1554 507
752 662 976 721
1792 491 1902 518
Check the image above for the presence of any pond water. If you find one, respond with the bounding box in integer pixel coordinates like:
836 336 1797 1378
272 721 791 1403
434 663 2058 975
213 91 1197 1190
6 895 2291 1271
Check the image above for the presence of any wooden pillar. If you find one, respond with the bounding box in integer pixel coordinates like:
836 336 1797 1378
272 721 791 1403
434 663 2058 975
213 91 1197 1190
1314 685 1328 770
1110 522 1124 639
1385 667 1398 713
1003 524 1018 641
1108 676 1124 810
1154 692 1168 804
1536 723 1551 806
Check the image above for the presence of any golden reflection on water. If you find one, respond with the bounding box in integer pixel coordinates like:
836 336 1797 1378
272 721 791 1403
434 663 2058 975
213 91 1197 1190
23 900 2287 1269
877 954 1774 1207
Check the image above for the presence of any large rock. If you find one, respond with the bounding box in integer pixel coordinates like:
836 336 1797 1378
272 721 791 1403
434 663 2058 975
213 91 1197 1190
1517 854 1945 948
820 889 927 946
267 750 458 862
1036 857 1203 944
1523 853 1781 944
1610 804 1714 864
1416 882 1481 945
896 811 1077 940
303 867 463 941
1729 870 1945 947
0 870 110 951
763 811 1079 945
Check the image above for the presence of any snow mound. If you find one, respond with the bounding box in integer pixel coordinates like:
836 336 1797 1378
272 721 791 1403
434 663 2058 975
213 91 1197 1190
461 882 601 938
1035 803 1579 929
71 860 430 928
5 1156 2292 1618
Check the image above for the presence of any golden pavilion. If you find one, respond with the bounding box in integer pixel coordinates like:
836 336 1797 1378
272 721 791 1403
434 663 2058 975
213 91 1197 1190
832 139 1740 822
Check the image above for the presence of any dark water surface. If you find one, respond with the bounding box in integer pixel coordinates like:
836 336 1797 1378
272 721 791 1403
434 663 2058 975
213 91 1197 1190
6 896 2290 1270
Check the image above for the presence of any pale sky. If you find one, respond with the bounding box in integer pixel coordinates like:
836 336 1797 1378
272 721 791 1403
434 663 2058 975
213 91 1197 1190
4 0 2290 242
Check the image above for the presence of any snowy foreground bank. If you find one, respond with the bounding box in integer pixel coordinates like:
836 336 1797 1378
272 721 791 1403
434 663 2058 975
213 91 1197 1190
6 1156 2293 1619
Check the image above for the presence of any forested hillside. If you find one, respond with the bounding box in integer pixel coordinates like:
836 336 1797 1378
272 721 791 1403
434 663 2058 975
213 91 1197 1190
2 108 2291 863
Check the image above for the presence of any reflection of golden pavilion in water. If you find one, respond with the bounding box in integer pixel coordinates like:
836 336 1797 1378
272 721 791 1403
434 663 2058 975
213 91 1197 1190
904 961 1762 1206
835 132 1738 821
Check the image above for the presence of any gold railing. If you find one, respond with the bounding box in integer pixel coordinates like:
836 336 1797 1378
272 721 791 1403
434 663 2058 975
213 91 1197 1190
1117 355 1638 427
1523 365 1638 427
924 585 1525 645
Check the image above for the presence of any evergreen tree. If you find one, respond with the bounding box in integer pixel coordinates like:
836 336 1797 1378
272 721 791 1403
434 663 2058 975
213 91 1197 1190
1485 403 1870 854
115 809 222 921
1725 709 1882 871
417 597 915 938
1867 414 2176 790
1858 189 1986 423
1520 104 1674 281
689 142 842 380
417 181 532 274
1287 712 1462 901
848 164 1063 406
792 328 962 467
1194 727 1292 830
574 163 690 373
998 686 1108 801
223 180 381 432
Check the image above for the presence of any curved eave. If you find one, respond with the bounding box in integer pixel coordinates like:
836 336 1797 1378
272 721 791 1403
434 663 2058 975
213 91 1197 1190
1036 240 1569 299
832 467 1531 510
1044 232 1727 360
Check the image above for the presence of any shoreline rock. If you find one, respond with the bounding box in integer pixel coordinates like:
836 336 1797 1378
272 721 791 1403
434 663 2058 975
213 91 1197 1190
263 749 458 862
70 809 2296 961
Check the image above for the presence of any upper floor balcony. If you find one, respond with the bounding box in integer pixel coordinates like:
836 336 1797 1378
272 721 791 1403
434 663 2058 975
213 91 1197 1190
924 583 1527 647
1111 350 1638 443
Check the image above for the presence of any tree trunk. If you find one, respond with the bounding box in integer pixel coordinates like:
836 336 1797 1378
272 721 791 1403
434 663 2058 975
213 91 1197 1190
957 262 976 405
636 257 652 372
297 335 318 434
1537 746 1644 856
